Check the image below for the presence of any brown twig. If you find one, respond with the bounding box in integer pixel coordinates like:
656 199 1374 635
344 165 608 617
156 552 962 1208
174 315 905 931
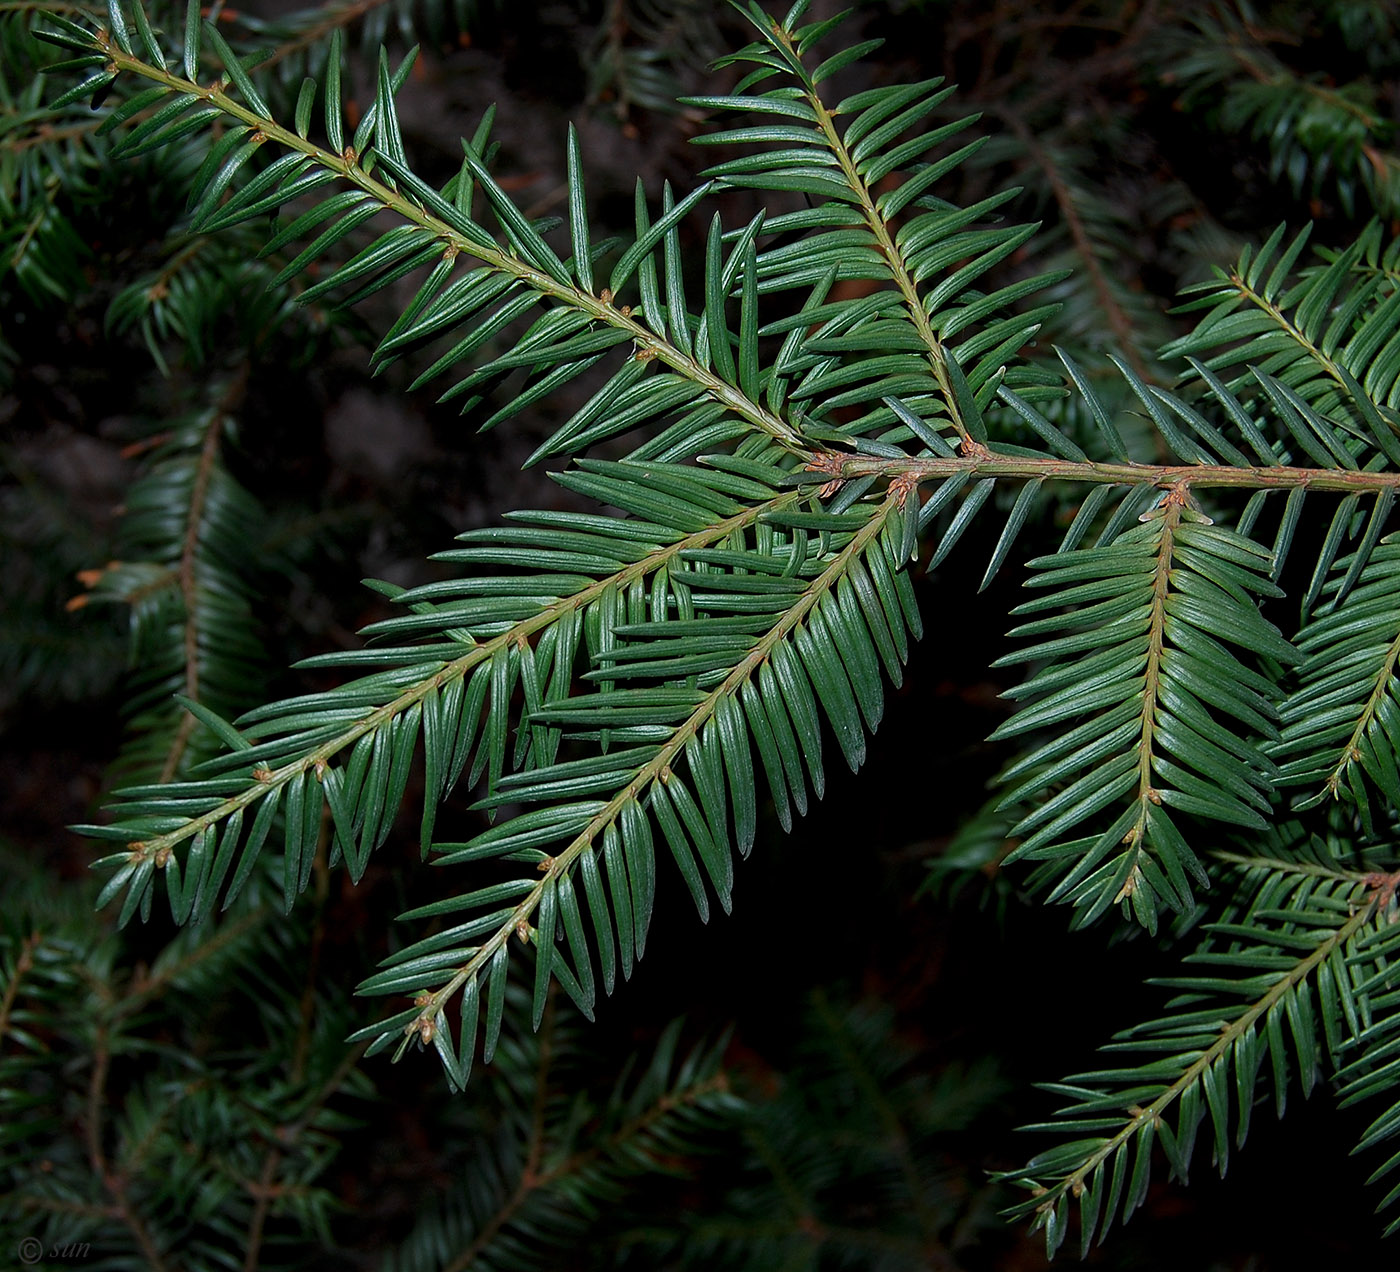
86 1020 174 1272
158 366 249 783
997 109 1158 386
443 1010 729 1272
0 931 40 1044
241 1039 367 1272
252 0 394 75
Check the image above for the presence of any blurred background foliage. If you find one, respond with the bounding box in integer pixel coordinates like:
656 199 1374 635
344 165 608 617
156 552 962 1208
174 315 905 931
2 0 1397 1266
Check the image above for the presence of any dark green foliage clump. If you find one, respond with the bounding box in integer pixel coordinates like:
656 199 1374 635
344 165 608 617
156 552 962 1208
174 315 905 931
6 0 1400 1267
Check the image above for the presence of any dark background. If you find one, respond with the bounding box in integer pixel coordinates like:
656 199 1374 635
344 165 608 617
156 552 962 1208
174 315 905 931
3 0 1397 1267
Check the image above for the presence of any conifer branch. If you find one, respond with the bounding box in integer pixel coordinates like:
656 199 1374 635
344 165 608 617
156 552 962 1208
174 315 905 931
403 489 901 1045
160 368 247 782
789 27 974 445
1321 625 1400 800
1119 489 1180 904
24 2 1400 1251
996 109 1157 384
0 931 39 1043
1208 848 1375 884
1015 891 1381 1237
88 29 808 452
838 449 1400 493
113 488 802 873
86 1018 175 1272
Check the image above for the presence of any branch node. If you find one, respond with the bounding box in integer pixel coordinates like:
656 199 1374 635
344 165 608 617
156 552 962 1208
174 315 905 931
803 450 847 499
1363 870 1400 920
890 470 920 507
